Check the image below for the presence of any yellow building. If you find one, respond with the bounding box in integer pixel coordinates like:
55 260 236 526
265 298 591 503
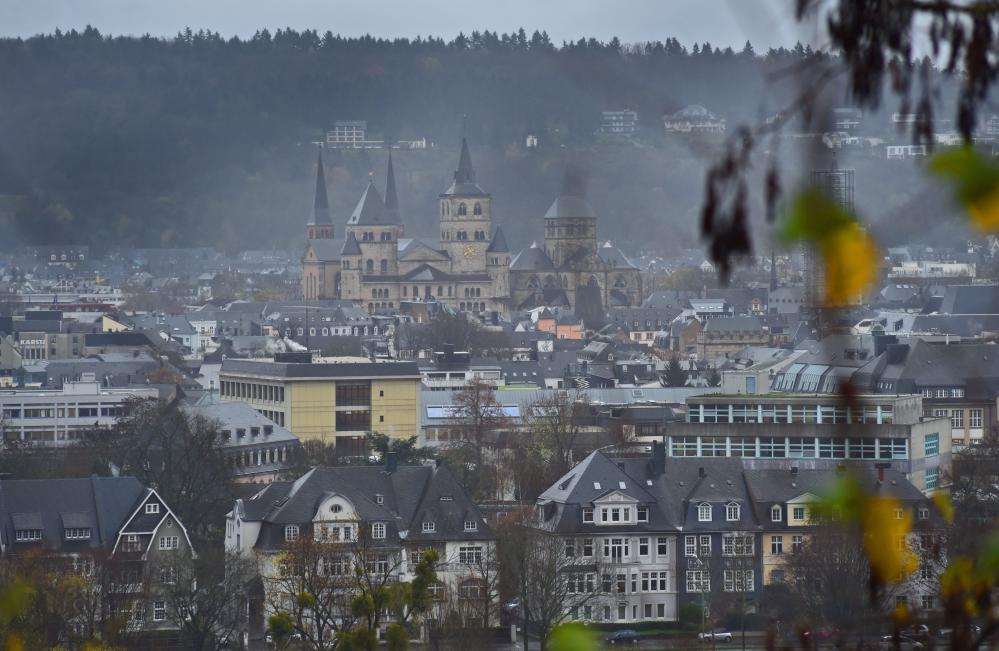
217 355 421 454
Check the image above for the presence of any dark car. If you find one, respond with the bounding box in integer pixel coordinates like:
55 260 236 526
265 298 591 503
606 629 641 644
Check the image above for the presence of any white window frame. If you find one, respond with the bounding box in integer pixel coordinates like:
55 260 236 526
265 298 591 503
158 535 179 550
697 502 712 522
371 523 386 540
145 503 160 515
771 505 782 522
582 507 593 523
152 600 166 622
285 525 299 542
422 521 436 533
464 520 478 532
726 502 740 521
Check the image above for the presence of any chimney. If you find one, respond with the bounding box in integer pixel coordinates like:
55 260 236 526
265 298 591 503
698 467 706 478
875 462 890 483
385 451 398 474
652 441 666 476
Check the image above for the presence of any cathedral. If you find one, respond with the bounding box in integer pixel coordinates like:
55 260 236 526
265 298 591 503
301 139 642 317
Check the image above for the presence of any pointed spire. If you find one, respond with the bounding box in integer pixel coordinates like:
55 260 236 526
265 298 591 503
383 152 401 224
486 226 509 253
455 136 476 185
341 230 362 256
309 148 332 225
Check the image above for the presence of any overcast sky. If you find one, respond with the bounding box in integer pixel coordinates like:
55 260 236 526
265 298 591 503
2 0 818 51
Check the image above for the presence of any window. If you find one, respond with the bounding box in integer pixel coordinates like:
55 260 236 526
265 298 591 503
726 502 740 521
285 525 299 542
722 533 754 556
918 507 930 520
697 503 712 522
459 546 483 564
684 535 696 557
159 536 179 550
926 467 939 490
639 537 649 556
792 506 806 522
723 569 754 592
924 432 939 458
657 537 669 555
422 522 436 533
921 595 936 610
771 505 782 522
122 534 142 552
641 571 669 593
582 538 594 557
771 535 784 555
952 410 965 428
637 505 648 522
971 409 984 428
792 535 804 553
145 503 160 515
15 529 42 542
160 567 177 585
686 570 710 593
602 538 630 561
582 507 593 523
65 528 91 540
564 538 576 557
371 523 386 539
464 520 478 532
153 601 166 622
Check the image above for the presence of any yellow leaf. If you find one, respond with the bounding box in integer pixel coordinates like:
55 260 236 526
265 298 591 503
932 491 954 524
862 497 916 583
820 222 879 307
968 186 999 232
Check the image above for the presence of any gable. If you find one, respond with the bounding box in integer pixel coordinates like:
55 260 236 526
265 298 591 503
594 489 639 504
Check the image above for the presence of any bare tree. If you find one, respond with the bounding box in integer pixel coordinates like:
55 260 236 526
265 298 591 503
511 391 591 502
441 379 511 501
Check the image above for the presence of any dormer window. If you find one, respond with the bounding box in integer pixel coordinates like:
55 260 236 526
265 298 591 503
918 507 930 520
464 520 478 532
439 495 453 501
422 522 436 533
771 505 782 522
894 508 905 520
697 503 712 522
65 527 91 540
582 507 594 523
637 506 649 522
15 529 42 542
375 494 384 505
285 525 300 542
726 502 740 522
146 503 160 515
371 523 386 539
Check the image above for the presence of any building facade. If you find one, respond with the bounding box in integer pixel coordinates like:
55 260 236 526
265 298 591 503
217 355 421 452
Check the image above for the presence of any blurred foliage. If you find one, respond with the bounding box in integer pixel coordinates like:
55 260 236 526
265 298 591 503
549 622 599 651
932 146 999 232
781 188 879 307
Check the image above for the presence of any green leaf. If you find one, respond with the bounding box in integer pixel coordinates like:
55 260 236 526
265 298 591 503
780 187 856 244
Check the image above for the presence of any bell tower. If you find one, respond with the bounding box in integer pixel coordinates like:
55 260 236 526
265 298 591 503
439 137 491 275
306 148 334 240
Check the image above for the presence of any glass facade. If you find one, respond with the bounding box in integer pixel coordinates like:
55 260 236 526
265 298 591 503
669 435 909 460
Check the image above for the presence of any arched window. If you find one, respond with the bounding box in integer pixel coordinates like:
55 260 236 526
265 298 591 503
380 259 388 273
366 259 374 273
771 505 782 522
372 289 378 298
402 286 407 297
343 260 349 269
614 274 627 288
441 203 446 217
697 502 712 522
458 203 467 216
543 276 556 289
726 501 741 522
473 202 482 215
437 286 443 296
527 276 540 289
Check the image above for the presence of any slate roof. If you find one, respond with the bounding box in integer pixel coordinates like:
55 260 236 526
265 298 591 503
486 227 510 253
237 463 493 551
398 238 449 261
183 395 300 450
441 137 487 197
401 264 452 282
0 476 146 551
544 195 598 220
383 152 401 223
939 285 999 314
340 232 362 256
308 148 333 226
510 242 555 271
597 241 639 270
84 332 154 348
347 181 388 226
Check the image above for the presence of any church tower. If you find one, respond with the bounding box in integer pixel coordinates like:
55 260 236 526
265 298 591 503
543 167 598 268
486 226 511 306
439 137 491 275
339 231 363 300
306 148 334 240
345 156 404 279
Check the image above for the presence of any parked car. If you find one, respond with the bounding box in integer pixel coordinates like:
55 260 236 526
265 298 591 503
802 626 840 641
606 629 641 644
879 634 924 650
699 628 734 642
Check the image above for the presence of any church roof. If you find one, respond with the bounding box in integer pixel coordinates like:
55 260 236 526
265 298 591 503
401 264 453 282
347 180 388 226
341 231 362 256
398 238 450 261
383 152 402 224
486 226 510 253
441 137 487 197
305 239 344 262
308 149 333 225
598 241 640 270
544 166 597 219
510 241 555 271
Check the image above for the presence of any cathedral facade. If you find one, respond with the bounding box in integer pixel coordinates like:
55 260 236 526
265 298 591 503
302 140 641 317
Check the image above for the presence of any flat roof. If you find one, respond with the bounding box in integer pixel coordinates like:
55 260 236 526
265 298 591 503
220 358 421 380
